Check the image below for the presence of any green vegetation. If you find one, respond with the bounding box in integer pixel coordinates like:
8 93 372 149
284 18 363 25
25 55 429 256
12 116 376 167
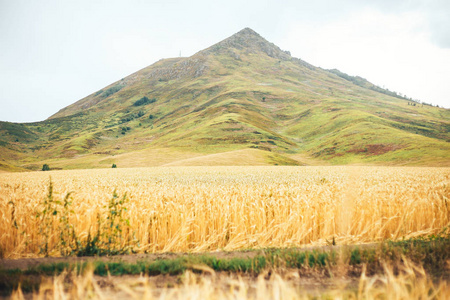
112 163 117 168
121 126 131 134
74 190 137 256
133 96 156 106
36 181 136 257
36 181 64 255
100 85 123 98
42 164 50 171
119 111 146 124
0 28 449 170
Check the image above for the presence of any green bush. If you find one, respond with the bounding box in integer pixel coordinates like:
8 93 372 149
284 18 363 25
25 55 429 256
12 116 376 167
42 164 50 171
133 96 156 107
112 164 117 168
101 85 123 98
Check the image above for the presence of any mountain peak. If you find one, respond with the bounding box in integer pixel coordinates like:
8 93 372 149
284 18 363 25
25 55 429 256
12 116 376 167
234 27 261 37
2 27 449 170
203 28 291 60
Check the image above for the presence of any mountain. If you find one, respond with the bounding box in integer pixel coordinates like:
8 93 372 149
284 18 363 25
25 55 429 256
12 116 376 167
1 28 449 171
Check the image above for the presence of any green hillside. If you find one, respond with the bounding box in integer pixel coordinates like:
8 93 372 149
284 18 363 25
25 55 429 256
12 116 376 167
1 28 449 171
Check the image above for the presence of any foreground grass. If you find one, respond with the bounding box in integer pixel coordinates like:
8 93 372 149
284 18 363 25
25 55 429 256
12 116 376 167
1 235 448 296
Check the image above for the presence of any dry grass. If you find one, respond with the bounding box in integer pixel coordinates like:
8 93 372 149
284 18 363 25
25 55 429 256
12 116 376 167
161 149 273 166
9 260 450 299
0 166 449 258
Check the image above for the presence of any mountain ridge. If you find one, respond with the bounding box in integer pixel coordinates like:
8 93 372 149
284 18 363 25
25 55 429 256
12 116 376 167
49 28 312 120
0 28 449 171
202 27 292 60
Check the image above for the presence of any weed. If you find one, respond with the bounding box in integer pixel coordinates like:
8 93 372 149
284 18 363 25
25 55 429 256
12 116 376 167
36 180 58 256
104 190 133 254
59 192 76 256
350 248 361 265
35 180 136 256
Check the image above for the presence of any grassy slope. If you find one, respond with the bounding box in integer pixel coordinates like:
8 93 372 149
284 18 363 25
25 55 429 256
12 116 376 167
0 28 449 171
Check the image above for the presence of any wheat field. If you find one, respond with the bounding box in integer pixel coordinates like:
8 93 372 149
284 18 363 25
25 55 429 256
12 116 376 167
0 166 448 258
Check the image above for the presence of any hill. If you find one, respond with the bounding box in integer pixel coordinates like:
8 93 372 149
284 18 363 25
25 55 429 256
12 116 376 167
0 28 449 171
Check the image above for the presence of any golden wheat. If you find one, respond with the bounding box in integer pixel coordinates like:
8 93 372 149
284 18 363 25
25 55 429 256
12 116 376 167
0 166 449 258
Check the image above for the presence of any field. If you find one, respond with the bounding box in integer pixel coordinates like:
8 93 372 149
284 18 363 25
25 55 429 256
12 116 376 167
1 166 449 298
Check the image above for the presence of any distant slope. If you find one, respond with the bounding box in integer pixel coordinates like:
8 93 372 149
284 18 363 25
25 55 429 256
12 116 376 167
0 28 449 171
162 149 301 166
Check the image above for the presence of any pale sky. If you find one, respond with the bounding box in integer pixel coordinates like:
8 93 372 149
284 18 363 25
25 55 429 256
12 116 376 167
1 0 449 123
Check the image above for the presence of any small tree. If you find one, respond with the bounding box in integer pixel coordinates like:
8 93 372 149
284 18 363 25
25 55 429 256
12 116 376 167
42 164 50 171
112 164 117 168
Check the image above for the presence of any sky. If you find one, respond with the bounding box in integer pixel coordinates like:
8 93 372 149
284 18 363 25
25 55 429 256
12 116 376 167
0 0 449 123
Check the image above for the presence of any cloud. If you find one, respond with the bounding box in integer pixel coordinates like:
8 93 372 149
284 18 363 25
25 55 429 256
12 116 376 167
279 8 450 107
426 7 450 48
269 0 450 49
360 0 450 48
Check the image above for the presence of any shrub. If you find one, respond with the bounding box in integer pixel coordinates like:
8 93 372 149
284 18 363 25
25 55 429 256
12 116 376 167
42 164 50 171
101 85 123 98
112 164 117 168
133 96 156 107
120 111 145 124
120 127 130 134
